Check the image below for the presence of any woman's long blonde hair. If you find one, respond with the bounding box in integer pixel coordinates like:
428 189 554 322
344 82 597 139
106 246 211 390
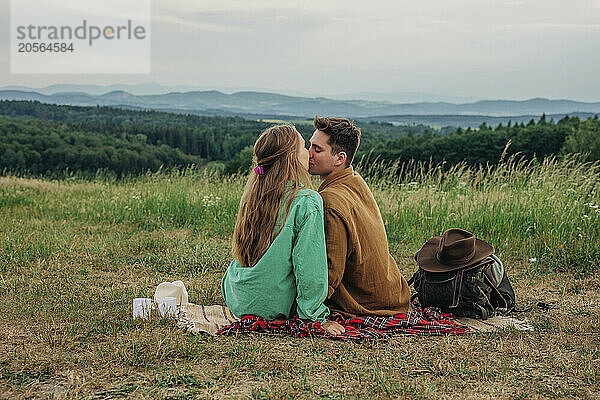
232 125 312 267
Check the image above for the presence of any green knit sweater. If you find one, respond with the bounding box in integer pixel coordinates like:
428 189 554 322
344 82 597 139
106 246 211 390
221 188 330 323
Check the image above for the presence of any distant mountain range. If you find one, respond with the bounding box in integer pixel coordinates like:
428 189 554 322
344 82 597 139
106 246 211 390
0 83 480 103
0 83 313 97
328 91 482 104
1 87 599 123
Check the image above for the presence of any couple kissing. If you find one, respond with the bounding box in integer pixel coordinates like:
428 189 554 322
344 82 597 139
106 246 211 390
222 116 410 335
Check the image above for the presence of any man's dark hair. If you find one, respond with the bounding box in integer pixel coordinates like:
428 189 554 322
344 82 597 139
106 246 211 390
313 115 361 166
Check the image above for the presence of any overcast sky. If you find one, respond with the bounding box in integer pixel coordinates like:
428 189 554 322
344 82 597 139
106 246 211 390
1 0 599 101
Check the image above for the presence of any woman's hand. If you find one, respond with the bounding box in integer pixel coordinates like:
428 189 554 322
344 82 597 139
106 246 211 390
323 320 345 336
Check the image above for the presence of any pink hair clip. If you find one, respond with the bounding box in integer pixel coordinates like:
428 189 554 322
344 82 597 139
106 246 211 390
254 166 265 175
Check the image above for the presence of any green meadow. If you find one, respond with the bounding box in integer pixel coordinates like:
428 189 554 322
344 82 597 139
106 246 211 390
1 157 599 399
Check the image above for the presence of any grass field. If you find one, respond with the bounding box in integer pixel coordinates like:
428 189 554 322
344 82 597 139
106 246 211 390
1 157 599 399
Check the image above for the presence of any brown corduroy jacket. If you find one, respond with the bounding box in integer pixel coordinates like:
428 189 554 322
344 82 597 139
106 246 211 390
318 166 410 318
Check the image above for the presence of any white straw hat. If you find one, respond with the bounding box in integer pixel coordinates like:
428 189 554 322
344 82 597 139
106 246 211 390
154 280 189 306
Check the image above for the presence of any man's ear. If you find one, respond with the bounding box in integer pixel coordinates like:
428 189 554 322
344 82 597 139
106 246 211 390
333 151 347 167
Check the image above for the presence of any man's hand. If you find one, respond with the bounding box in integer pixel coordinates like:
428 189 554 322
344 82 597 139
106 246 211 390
323 320 345 336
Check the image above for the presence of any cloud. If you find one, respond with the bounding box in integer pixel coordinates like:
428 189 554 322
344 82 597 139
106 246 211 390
12 0 151 21
1 0 599 100
503 22 600 31
152 14 250 34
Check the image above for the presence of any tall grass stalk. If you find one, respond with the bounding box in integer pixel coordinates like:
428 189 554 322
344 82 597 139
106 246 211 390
356 155 599 273
2 156 599 275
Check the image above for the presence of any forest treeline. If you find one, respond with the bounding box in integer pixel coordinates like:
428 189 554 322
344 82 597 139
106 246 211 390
0 100 272 162
0 100 598 176
366 115 599 166
0 117 202 175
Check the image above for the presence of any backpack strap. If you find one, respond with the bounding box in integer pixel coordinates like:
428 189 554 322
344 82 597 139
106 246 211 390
410 292 419 303
477 303 489 320
449 269 463 309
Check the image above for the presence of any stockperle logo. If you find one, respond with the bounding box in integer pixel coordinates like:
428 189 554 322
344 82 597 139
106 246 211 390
11 0 151 74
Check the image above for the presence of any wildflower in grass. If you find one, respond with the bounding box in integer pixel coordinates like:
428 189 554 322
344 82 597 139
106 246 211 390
202 194 221 207
529 257 537 263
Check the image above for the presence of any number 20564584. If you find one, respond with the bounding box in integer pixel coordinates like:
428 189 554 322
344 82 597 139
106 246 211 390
17 43 74 52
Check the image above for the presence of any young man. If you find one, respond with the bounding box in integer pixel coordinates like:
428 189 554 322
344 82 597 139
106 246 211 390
308 115 410 318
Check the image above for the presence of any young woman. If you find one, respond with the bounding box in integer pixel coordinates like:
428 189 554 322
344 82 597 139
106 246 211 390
221 125 344 335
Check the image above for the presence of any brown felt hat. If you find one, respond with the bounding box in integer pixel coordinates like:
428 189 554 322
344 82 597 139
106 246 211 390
416 228 494 272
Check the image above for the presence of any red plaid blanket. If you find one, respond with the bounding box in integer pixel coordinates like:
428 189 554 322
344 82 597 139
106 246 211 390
216 307 469 341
